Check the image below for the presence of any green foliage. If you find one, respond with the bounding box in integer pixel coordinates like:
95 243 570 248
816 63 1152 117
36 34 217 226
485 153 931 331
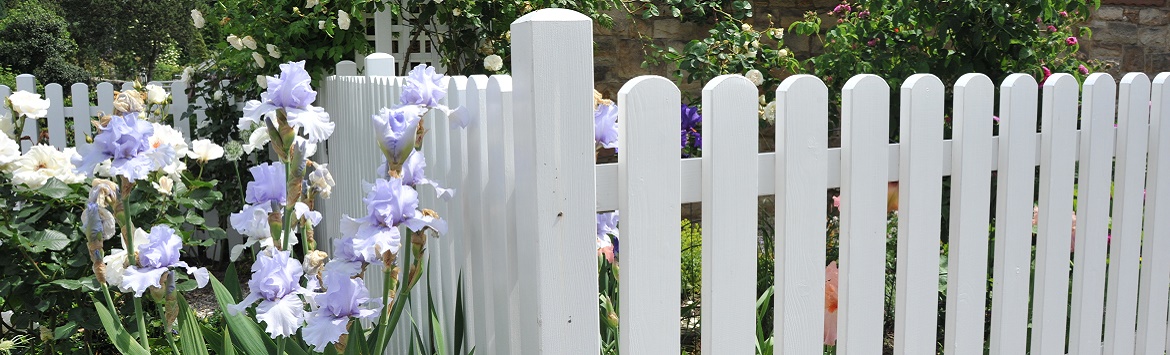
0 0 90 84
789 0 1097 138
630 0 753 23
54 0 203 81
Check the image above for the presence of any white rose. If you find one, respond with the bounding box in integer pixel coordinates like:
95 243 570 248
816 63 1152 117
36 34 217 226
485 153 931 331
0 133 20 171
11 145 83 189
741 23 752 32
256 75 268 89
337 10 351 30
150 123 190 157
305 0 318 8
452 8 462 16
778 49 789 58
187 139 225 163
745 69 764 87
112 91 144 114
243 125 270 154
180 66 194 83
318 20 326 30
241 36 258 50
252 52 266 68
266 44 281 59
213 90 223 101
0 113 14 139
153 175 174 196
763 101 777 124
483 54 503 71
772 28 784 40
8 91 50 119
145 84 167 104
191 9 205 28
227 34 244 50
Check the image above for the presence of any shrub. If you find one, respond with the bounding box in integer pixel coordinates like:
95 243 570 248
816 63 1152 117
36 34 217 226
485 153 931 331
0 0 88 82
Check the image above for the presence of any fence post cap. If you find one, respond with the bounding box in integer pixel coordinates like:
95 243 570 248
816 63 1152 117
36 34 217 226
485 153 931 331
513 8 590 24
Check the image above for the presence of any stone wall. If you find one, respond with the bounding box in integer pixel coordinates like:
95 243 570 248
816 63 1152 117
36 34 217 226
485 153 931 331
1081 1 1170 77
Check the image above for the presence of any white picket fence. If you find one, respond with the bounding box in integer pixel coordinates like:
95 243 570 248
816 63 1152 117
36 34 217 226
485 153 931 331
318 9 1170 355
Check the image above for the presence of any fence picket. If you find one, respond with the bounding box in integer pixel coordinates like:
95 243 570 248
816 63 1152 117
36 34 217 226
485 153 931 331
486 75 520 352
1069 73 1118 355
0 85 10 137
774 75 828 354
172 81 191 140
463 75 496 351
838 74 890 354
70 83 91 150
1103 73 1152 355
892 74 945 355
16 74 37 150
1030 73 1079 354
510 9 599 354
443 75 469 351
943 73 994 355
1136 73 1170 355
988 74 1039 355
44 84 65 148
700 74 758 354
96 82 115 124
616 76 682 354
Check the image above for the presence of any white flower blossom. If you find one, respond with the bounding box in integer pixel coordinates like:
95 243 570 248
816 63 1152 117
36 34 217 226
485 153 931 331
252 52 266 68
153 175 174 196
8 91 50 119
778 49 789 58
213 90 224 101
0 133 20 170
241 36 258 50
745 69 764 86
483 54 503 71
764 100 777 124
266 44 281 59
243 125 271 154
305 0 318 8
452 8 462 16
191 9 205 28
227 34 244 50
145 84 167 104
149 123 189 175
0 113 13 139
10 145 85 188
257 75 268 89
741 23 752 32
181 67 194 83
308 163 335 199
188 139 225 163
337 10 351 30
772 28 784 40
318 20 326 30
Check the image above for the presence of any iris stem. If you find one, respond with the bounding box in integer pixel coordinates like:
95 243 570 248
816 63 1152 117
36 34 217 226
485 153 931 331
132 298 149 349
157 302 180 355
375 266 394 352
100 283 118 318
119 177 148 350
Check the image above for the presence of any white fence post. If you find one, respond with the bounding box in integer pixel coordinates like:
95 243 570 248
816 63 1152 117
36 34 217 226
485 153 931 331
838 74 890 354
699 74 758 353
774 74 828 353
1029 73 1079 354
942 73 994 355
1069 73 1117 355
616 76 681 354
988 73 1038 354
1136 72 1170 355
1103 73 1152 355
892 74 945 355
510 8 599 354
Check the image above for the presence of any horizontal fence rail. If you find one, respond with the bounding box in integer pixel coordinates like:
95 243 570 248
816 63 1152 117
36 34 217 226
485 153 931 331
319 9 1170 354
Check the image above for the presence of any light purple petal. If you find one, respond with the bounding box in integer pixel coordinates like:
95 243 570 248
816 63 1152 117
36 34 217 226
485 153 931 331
303 312 350 351
255 296 305 338
120 266 168 297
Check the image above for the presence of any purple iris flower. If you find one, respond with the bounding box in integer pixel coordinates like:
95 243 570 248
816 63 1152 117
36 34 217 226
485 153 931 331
400 64 447 107
120 225 209 297
594 103 619 149
303 261 382 351
681 104 702 131
340 178 445 264
239 61 334 143
229 248 305 338
596 211 619 253
371 105 426 169
75 112 168 181
245 162 287 206
401 150 454 200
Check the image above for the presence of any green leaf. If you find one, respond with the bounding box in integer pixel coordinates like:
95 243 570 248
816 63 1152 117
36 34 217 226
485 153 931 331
26 230 70 252
36 178 72 199
201 324 229 355
225 263 242 301
210 276 277 355
53 321 79 340
345 321 367 355
51 278 98 291
178 295 211 355
91 295 150 355
187 210 206 225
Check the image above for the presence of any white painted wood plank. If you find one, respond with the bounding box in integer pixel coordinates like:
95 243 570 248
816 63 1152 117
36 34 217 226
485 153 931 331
463 75 495 352
43 84 65 148
96 82 115 121
774 74 828 354
1069 73 1117 355
700 74 758 354
171 81 190 140
510 9 599 354
616 76 681 354
0 86 11 139
442 75 469 352
486 74 518 353
120 82 134 92
838 74 889 354
427 76 451 351
892 74 945 355
1136 72 1170 355
70 83 91 151
16 74 37 150
988 73 1039 355
1030 73 1079 355
942 73 994 355
1103 73 1151 355
336 60 357 76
